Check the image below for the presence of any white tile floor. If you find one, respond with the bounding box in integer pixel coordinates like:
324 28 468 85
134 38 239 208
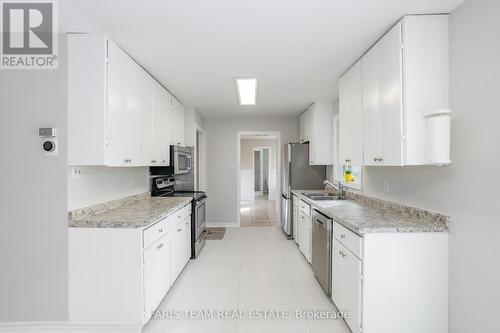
240 199 279 226
142 227 350 333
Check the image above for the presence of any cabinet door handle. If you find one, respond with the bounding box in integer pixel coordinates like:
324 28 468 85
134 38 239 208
157 243 163 250
340 234 345 239
177 228 182 232
158 229 163 233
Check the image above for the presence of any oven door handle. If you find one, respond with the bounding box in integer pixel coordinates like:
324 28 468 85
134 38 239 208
195 198 206 208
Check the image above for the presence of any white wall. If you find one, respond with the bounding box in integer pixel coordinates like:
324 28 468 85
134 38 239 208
356 1 500 331
240 138 277 200
0 35 68 321
205 116 299 226
67 166 149 211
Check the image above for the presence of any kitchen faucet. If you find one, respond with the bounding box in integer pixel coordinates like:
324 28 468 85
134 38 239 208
324 180 345 199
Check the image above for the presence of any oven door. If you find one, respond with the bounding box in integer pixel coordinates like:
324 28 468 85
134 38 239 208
195 198 206 239
193 197 207 257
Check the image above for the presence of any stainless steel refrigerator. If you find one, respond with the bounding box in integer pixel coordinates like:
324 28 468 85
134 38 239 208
281 143 326 236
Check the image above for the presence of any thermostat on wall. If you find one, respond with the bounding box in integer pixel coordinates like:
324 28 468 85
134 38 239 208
39 127 58 156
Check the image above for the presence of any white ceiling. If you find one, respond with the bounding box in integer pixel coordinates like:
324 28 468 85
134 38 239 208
59 0 464 118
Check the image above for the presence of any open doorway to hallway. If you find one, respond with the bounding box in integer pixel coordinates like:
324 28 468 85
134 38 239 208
238 133 280 227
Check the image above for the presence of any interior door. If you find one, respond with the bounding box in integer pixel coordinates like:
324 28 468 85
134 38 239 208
377 22 404 166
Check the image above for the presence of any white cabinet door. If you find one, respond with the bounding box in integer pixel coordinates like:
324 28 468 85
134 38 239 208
106 41 131 166
362 22 404 166
137 70 154 166
149 81 164 166
171 98 185 146
299 112 306 143
339 61 364 166
332 239 362 333
170 219 184 283
299 109 310 143
377 22 403 166
343 248 362 333
161 90 172 165
298 211 311 262
143 235 170 316
184 216 191 263
362 44 381 166
151 82 172 166
332 239 344 308
107 40 148 167
293 204 299 244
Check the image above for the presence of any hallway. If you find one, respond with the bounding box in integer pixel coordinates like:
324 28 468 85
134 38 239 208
142 227 349 333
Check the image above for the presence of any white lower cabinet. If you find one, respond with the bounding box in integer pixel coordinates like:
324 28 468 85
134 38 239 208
332 239 362 333
143 234 170 316
297 199 312 262
331 221 449 333
69 203 191 329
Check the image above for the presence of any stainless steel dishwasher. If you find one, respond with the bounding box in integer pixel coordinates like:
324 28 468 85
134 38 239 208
311 209 333 295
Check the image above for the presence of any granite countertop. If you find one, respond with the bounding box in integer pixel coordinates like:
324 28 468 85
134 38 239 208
68 196 192 229
292 190 449 234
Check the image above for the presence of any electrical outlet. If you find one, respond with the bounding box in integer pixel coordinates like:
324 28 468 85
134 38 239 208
71 167 83 179
383 181 390 193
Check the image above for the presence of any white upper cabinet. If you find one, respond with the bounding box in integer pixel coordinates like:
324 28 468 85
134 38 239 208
339 60 364 166
150 81 172 166
339 15 450 167
299 110 309 143
301 102 334 165
68 33 182 167
171 97 185 146
362 21 404 166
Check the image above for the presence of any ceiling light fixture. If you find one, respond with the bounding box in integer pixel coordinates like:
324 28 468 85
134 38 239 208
235 78 257 105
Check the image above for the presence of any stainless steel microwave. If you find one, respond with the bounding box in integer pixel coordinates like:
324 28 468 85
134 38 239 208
170 146 192 175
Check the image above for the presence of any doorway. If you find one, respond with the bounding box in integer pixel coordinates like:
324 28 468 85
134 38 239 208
237 132 281 227
253 147 271 199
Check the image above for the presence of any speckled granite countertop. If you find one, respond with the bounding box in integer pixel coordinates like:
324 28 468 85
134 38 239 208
292 190 449 234
68 196 192 229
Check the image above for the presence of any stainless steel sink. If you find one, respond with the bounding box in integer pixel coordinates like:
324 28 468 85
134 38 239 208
310 195 341 201
301 192 343 201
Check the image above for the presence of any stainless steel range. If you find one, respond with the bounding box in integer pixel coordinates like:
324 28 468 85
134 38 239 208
151 176 207 258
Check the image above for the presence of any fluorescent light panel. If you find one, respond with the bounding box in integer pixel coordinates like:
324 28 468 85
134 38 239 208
236 78 257 105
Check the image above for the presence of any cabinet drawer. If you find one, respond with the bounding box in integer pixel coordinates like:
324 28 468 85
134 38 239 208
143 217 169 249
173 204 192 223
334 222 362 259
299 199 311 216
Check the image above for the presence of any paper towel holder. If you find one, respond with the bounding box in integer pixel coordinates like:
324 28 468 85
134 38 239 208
424 109 451 166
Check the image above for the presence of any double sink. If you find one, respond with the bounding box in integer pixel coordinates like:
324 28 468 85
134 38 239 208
301 192 343 201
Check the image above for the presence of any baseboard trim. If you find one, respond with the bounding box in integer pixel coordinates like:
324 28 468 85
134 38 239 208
0 321 141 333
206 222 239 228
